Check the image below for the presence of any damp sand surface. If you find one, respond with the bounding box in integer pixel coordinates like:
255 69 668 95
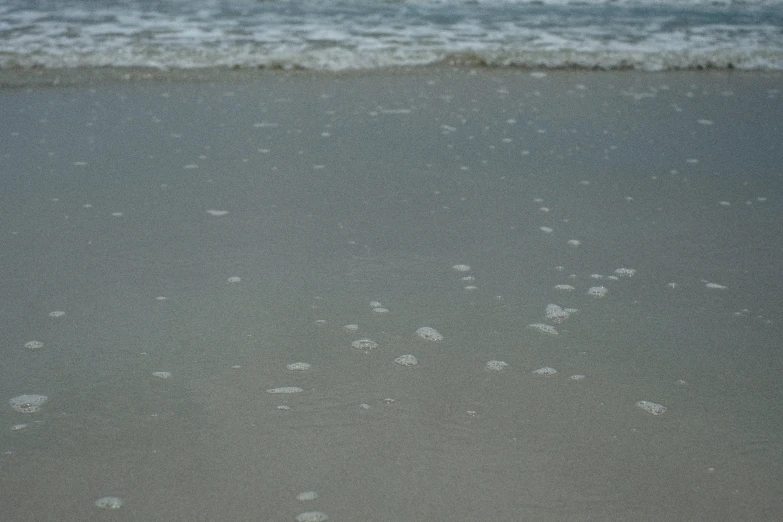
1 69 782 521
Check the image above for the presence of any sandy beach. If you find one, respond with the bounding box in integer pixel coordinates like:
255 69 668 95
1 68 782 521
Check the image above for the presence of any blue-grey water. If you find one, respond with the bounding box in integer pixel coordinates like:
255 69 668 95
1 0 782 71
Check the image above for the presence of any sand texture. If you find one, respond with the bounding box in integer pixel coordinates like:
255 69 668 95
1 68 782 521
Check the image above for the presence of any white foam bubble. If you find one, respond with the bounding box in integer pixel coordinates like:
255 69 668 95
587 286 608 297
152 371 172 379
266 387 304 394
9 394 48 413
393 354 418 367
485 360 509 371
636 400 667 416
415 327 443 341
527 323 559 335
227 276 241 283
351 339 378 351
94 497 124 509
296 491 319 501
545 304 571 323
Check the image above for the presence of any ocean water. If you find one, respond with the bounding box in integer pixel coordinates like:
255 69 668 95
1 0 782 71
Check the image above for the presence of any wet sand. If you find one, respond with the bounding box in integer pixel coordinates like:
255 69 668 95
1 68 782 521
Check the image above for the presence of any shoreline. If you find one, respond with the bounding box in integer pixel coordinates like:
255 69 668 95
2 64 782 89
